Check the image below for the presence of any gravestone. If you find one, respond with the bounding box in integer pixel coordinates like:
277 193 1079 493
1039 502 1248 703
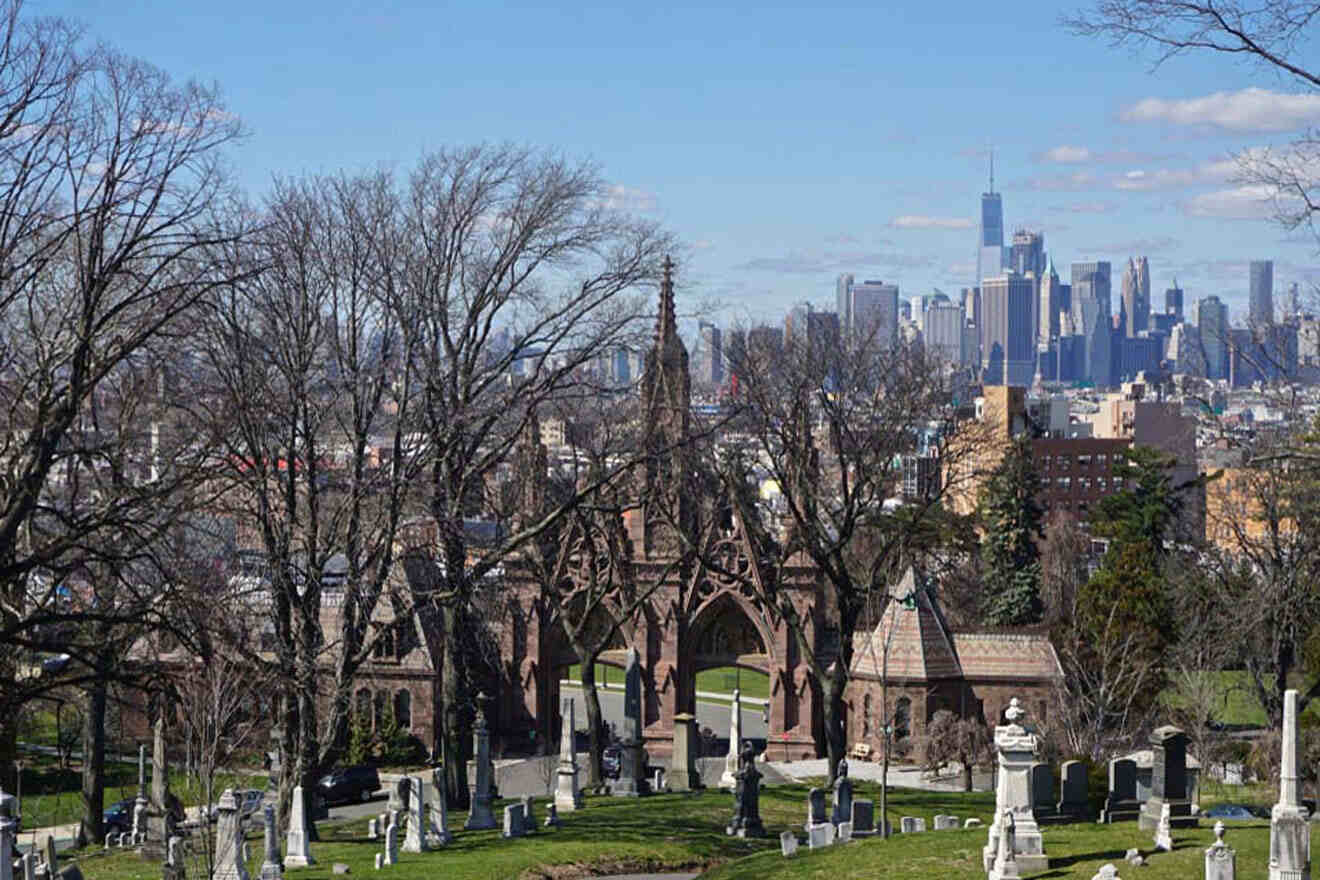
965 817 983 828
983 698 1048 874
1102 758 1140 823
1 796 16 880
520 796 537 834
285 784 315 867
808 823 831 849
1032 763 1057 822
935 814 959 830
1140 726 1195 831
465 694 499 829
612 648 648 797
851 799 875 835
332 864 350 875
402 777 427 853
780 830 799 857
42 836 56 877
1092 864 1120 880
830 759 853 826
1058 760 1091 820
212 789 250 880
544 803 561 827
989 809 1020 880
104 834 113 850
653 768 665 792
368 819 378 840
724 741 766 838
167 836 183 869
1154 802 1173 852
805 787 827 830
378 812 387 832
259 804 283 880
837 821 853 843
720 689 743 790
502 803 525 839
428 769 452 846
132 745 149 841
382 817 398 865
374 853 383 871
670 713 702 792
555 698 583 811
1206 820 1236 880
147 715 176 867
21 853 34 880
900 816 921 833
1270 689 1309 880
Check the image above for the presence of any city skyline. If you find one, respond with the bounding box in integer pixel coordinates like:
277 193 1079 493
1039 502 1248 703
45 0 1320 321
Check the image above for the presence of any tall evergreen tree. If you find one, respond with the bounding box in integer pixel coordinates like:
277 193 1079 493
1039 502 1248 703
978 435 1045 625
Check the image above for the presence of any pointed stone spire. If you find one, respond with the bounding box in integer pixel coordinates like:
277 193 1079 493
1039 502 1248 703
1279 688 1300 806
656 255 677 344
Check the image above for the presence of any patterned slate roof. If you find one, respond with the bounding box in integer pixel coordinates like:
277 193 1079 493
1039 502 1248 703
951 632 1064 681
851 568 963 682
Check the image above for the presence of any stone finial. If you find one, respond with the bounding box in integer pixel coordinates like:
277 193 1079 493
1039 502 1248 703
1004 698 1025 724
1214 820 1225 845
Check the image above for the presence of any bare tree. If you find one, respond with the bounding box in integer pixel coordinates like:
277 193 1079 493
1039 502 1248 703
392 144 672 805
201 170 423 828
0 0 250 790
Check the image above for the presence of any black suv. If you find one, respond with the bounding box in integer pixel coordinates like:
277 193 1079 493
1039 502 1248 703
318 766 381 805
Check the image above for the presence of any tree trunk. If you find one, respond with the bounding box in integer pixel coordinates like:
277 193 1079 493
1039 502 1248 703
80 678 107 841
579 659 605 788
276 690 298 832
441 606 470 809
822 671 846 783
961 749 973 792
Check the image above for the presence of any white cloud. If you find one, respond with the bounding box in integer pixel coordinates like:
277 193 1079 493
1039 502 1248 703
1041 145 1092 163
1183 185 1278 219
602 183 658 213
890 215 974 230
1054 201 1117 214
1120 88 1320 132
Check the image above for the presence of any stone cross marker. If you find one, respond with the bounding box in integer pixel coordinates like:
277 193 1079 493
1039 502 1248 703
465 694 499 829
259 804 283 880
555 697 583 811
402 777 428 853
1270 689 1310 880
720 689 743 790
212 789 250 880
285 784 315 868
612 647 647 797
1206 820 1236 880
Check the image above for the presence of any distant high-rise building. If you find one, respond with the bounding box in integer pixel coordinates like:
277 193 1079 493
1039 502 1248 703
981 272 1035 386
1121 256 1151 337
1285 281 1301 324
977 153 1004 284
1198 295 1229 380
835 273 854 336
1250 259 1274 327
848 279 900 351
923 300 966 366
1038 257 1062 347
785 303 840 354
1165 280 1184 321
1071 261 1113 386
1010 229 1045 342
694 320 723 387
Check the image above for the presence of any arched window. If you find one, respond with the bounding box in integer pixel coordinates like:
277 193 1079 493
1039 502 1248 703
863 693 873 738
894 696 911 741
373 690 387 730
355 688 371 722
394 689 412 730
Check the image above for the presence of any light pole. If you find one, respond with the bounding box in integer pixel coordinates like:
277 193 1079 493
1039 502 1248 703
879 588 917 840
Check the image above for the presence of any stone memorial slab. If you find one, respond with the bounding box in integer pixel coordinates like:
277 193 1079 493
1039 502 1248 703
212 789 250 880
989 809 1020 880
725 741 766 838
520 796 537 834
544 803 561 827
935 814 959 830
1091 864 1120 880
965 817 983 828
465 695 499 829
1032 763 1057 821
780 830 798 857
1140 726 1195 831
807 823 831 850
805 787 827 830
428 769 452 846
830 759 853 826
670 713 702 792
259 804 283 880
1154 802 1173 852
1058 760 1091 820
22 852 35 880
502 803 525 839
1270 690 1309 880
983 697 1049 874
332 865 350 875
837 820 853 843
0 793 15 880
374 853 382 871
612 648 648 797
555 698 584 811
383 819 398 866
901 815 920 833
1103 758 1140 823
368 818 378 840
851 799 875 835
720 689 743 790
402 777 428 853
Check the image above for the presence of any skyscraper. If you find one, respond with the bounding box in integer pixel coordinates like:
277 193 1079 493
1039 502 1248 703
848 279 900 350
981 271 1035 386
923 300 966 366
1165 280 1184 321
1198 295 1229 380
1071 261 1113 387
694 320 722 387
1249 259 1274 327
1010 229 1045 343
835 273 854 336
1038 257 1062 347
1119 256 1151 337
977 153 1004 285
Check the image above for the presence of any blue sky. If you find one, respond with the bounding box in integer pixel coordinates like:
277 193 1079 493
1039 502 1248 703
48 0 1320 325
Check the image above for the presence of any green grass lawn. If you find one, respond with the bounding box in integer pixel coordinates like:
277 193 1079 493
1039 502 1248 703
57 782 1275 880
1161 669 1320 728
564 664 771 702
17 753 266 830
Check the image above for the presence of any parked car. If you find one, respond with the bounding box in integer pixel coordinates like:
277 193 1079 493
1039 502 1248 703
103 798 135 834
1201 803 1259 820
601 745 621 779
318 766 381 805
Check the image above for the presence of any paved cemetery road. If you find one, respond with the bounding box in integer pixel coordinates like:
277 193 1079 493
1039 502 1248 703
560 683 769 741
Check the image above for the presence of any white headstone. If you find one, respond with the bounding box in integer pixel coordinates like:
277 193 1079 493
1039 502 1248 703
374 853 383 871
720 689 743 790
429 769 452 846
1154 802 1173 852
502 803 525 839
383 818 398 866
984 697 1048 875
555 698 583 812
780 830 799 857
285 784 315 867
807 823 831 849
837 820 853 843
368 818 378 840
1271 690 1310 880
1206 821 1237 880
402 777 428 853
212 789 250 880
935 814 959 830
21 852 34 880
